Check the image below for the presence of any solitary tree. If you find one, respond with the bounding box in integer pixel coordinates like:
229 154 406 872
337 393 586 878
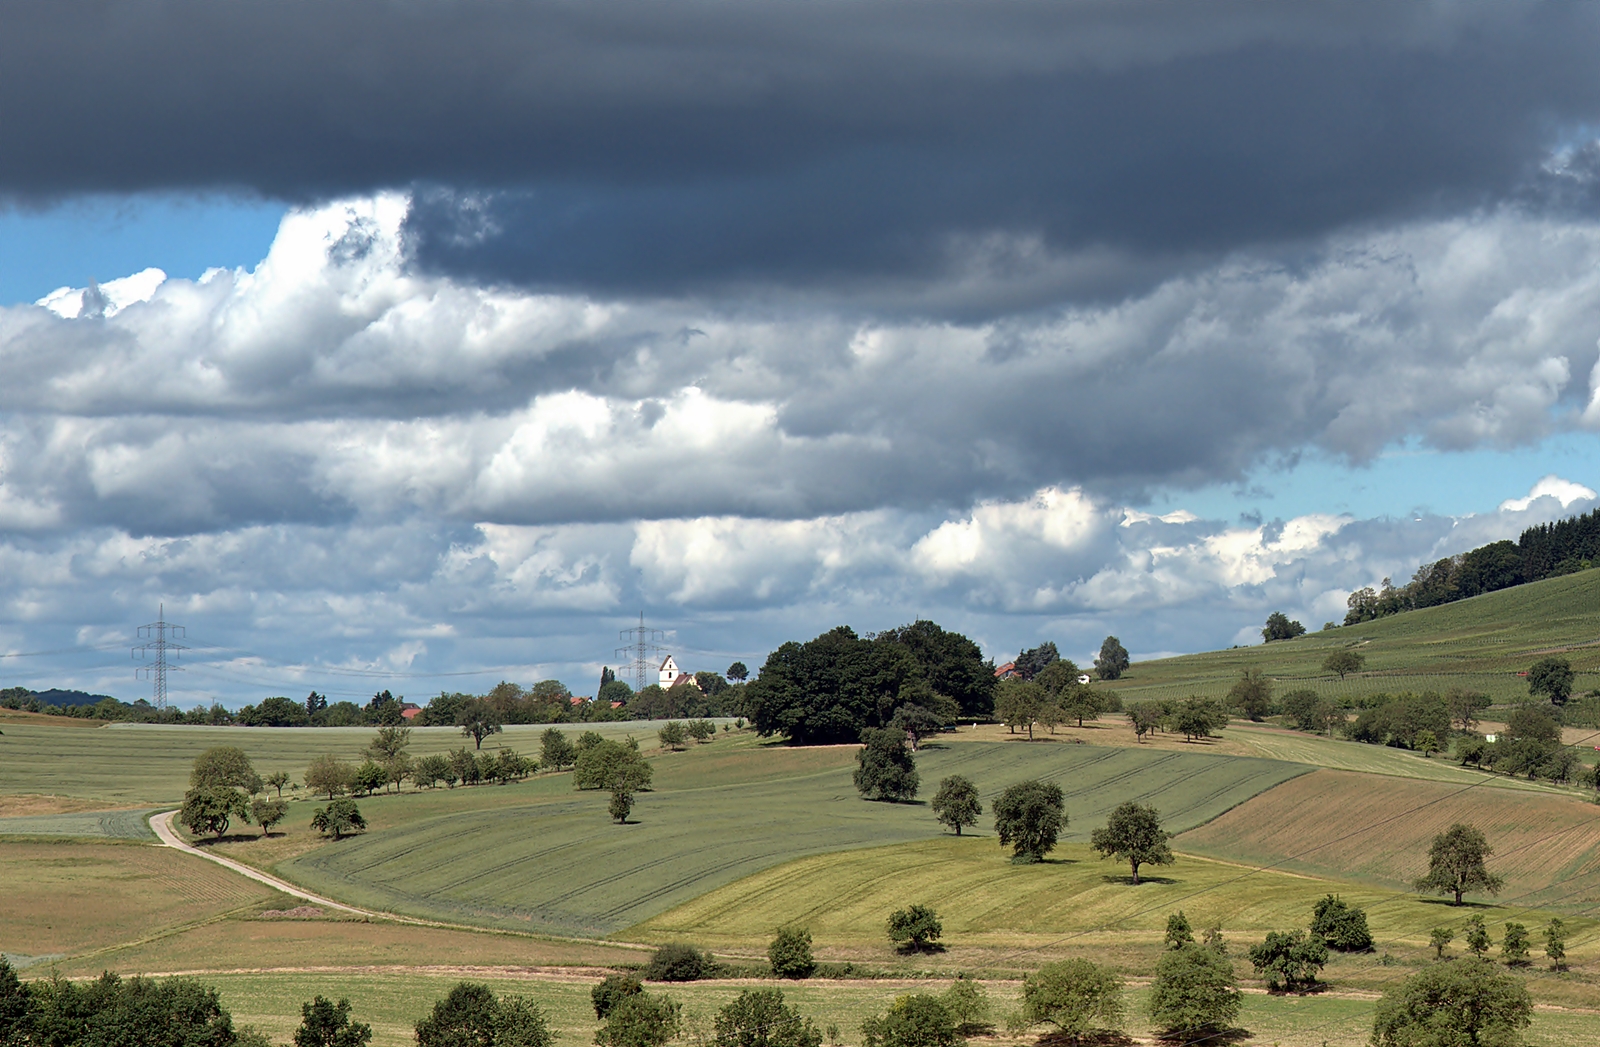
1094 636 1130 680
714 989 822 1047
179 786 251 838
305 755 356 800
1371 961 1532 1047
726 662 749 682
1322 650 1365 679
886 905 943 952
1017 959 1125 1041
294 997 372 1047
1545 918 1568 971
540 728 575 770
1501 923 1531 967
993 780 1065 863
310 798 367 839
1527 656 1576 706
1429 927 1454 961
265 771 291 798
1248 931 1328 992
1310 895 1372 952
457 699 504 749
1165 912 1195 950
1228 669 1273 721
1414 824 1504 905
930 775 982 835
768 927 816 979
1090 802 1174 884
854 729 920 802
250 797 288 837
1148 945 1241 1040
658 721 688 751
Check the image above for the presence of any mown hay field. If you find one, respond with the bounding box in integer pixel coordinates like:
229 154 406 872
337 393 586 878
1178 768 1600 911
1100 568 1600 705
630 834 1598 965
276 741 1307 937
0 840 286 968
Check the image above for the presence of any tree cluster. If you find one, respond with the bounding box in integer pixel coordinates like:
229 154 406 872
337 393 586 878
1126 697 1229 742
1260 612 1306 642
1344 506 1600 626
743 621 994 745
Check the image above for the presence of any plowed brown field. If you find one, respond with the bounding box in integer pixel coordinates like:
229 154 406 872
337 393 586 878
1176 768 1600 911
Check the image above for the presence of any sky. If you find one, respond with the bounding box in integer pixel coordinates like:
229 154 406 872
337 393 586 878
1 1 1599 708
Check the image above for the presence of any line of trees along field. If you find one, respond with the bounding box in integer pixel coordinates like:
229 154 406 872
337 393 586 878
1343 506 1600 625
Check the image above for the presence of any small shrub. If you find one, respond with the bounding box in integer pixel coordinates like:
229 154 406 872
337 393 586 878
644 943 713 982
592 975 643 1019
861 995 960 1047
768 927 817 979
1311 894 1373 952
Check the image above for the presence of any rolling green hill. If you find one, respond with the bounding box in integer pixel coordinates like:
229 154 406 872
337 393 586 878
278 740 1307 937
1102 567 1600 705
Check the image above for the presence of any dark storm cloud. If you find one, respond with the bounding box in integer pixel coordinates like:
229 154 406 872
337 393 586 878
6 2 1600 297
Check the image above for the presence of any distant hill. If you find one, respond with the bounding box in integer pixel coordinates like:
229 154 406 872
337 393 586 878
1102 567 1600 706
5 688 120 708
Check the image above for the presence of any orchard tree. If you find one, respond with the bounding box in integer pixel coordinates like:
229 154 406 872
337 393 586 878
886 905 943 952
1247 931 1327 992
1322 650 1365 679
1228 669 1273 721
191 746 263 794
1371 961 1531 1047
265 771 291 798
994 679 1044 738
1545 918 1568 970
457 700 504 749
1094 637 1130 681
305 755 355 799
310 798 367 839
1414 824 1504 905
993 780 1065 863
1090 802 1173 884
295 997 372 1047
250 797 289 836
1310 895 1372 952
1464 916 1492 957
1148 945 1241 1040
930 775 982 835
179 786 251 838
540 728 576 770
1018 960 1125 1041
1527 656 1576 706
854 729 919 802
658 721 688 751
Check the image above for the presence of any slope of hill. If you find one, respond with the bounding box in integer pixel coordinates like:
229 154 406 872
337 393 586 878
1102 567 1600 704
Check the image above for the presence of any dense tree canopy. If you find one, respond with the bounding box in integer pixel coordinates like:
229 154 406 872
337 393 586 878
1094 637 1130 680
744 623 987 745
1414 824 1504 905
854 729 920 802
993 780 1065 863
1090 802 1174 884
1371 960 1532 1047
930 775 981 835
1527 656 1576 706
1261 612 1306 642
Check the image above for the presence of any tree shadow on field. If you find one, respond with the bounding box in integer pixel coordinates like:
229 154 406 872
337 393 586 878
893 942 948 956
1036 1031 1134 1047
1099 874 1179 886
1417 897 1500 911
1154 1027 1251 1045
194 832 268 847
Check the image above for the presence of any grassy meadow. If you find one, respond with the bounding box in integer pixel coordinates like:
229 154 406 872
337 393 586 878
1099 567 1600 706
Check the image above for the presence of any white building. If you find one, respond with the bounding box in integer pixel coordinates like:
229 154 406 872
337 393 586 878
658 655 698 690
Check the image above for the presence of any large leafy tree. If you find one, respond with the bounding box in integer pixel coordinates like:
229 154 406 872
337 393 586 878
1414 824 1504 905
1148 945 1241 1039
1018 959 1125 1040
713 989 821 1047
190 746 262 793
1321 649 1365 679
854 729 920 802
179 786 251 838
743 626 925 745
1527 656 1576 706
1371 960 1532 1047
456 699 504 750
310 798 367 839
876 620 996 717
1012 642 1059 681
1261 612 1306 642
1090 802 1174 884
993 780 1065 863
296 996 373 1047
930 775 981 835
994 680 1044 739
1093 637 1130 681
1247 931 1327 992
1227 669 1273 721
886 905 943 952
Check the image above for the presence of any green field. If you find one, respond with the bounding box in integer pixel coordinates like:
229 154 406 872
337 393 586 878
1103 567 1600 705
0 808 156 839
276 740 1308 937
150 968 1600 1047
0 718 679 805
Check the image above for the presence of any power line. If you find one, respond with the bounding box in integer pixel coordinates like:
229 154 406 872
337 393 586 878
132 603 186 711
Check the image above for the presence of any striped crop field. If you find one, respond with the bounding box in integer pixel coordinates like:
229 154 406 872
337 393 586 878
1100 567 1600 706
0 808 156 839
1177 768 1600 911
276 740 1307 937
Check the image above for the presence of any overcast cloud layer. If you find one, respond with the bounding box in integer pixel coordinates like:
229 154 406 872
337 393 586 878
2 2 1600 703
